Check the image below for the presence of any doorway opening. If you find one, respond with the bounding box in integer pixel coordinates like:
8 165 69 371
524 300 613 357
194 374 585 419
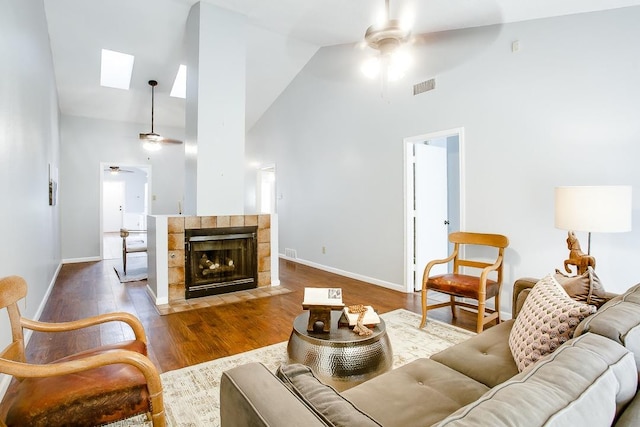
404 128 465 293
100 163 152 260
257 164 276 214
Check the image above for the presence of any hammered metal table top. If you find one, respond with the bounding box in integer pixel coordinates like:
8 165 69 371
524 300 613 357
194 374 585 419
287 310 393 390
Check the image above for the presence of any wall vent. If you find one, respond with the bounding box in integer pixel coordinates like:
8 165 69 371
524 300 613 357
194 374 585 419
284 248 298 259
413 78 435 96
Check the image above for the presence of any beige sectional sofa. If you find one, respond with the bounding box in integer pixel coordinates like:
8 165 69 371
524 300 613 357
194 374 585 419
220 278 640 426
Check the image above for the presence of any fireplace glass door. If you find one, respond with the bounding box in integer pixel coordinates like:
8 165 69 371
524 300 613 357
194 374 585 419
185 227 258 298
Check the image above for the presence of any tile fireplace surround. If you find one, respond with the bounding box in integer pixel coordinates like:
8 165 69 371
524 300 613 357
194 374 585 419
146 214 279 307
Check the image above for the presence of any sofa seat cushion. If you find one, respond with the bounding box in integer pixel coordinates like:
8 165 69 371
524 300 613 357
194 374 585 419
2 340 150 427
574 283 640 370
435 333 637 427
509 274 596 371
342 358 489 427
431 320 519 388
276 363 381 426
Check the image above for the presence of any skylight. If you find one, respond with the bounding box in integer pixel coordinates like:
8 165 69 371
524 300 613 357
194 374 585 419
100 49 134 90
170 64 187 99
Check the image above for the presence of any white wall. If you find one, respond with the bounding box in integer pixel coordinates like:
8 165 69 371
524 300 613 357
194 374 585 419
0 0 61 392
60 115 184 260
247 7 640 310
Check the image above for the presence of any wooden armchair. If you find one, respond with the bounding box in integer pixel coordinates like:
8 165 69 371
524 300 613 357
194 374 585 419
0 275 165 427
419 232 509 334
120 228 147 275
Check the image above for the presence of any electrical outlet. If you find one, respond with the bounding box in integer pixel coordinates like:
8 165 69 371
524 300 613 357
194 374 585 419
322 246 326 254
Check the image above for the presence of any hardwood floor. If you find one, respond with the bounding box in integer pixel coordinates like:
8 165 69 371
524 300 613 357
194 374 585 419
25 258 483 373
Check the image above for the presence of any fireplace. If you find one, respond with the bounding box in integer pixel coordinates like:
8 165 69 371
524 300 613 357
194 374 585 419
185 226 258 299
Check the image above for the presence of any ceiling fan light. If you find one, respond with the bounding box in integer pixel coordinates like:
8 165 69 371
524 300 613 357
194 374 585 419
361 56 381 79
142 140 162 152
391 49 412 71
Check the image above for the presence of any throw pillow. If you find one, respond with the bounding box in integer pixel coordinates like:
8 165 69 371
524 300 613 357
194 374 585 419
509 274 596 372
554 266 608 308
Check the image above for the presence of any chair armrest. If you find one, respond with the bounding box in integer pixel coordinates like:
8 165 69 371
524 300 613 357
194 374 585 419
20 312 147 344
511 277 539 318
422 252 458 288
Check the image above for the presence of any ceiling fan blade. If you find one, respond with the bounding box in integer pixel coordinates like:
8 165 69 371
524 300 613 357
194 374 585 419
158 137 183 145
139 132 182 144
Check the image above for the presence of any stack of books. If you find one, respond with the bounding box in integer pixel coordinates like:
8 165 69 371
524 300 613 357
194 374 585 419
339 305 380 328
302 287 344 307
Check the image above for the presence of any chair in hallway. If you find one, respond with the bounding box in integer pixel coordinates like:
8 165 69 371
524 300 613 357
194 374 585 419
0 275 165 426
419 231 509 334
121 228 147 275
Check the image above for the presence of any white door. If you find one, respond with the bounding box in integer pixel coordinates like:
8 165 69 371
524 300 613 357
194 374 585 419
103 181 125 232
414 143 449 291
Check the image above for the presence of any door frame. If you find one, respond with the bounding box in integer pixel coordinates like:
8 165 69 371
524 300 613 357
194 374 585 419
403 128 466 293
99 162 152 259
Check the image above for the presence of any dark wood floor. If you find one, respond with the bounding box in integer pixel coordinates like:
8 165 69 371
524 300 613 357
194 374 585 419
25 258 481 373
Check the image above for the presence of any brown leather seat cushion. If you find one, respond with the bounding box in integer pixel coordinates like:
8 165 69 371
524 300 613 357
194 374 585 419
2 340 150 427
427 274 499 299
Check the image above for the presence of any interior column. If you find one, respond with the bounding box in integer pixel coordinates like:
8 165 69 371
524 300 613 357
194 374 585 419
184 2 246 216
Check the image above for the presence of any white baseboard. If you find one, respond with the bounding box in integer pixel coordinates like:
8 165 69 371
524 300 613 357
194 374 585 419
146 285 167 305
62 256 102 264
279 254 404 292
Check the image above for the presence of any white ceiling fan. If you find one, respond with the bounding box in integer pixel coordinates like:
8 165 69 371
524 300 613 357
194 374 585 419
361 0 413 82
139 80 183 151
104 166 133 175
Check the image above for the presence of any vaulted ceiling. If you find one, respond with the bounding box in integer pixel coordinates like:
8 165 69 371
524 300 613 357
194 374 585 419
43 0 640 131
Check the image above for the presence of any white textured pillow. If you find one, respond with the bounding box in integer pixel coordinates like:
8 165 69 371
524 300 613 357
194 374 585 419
509 274 596 372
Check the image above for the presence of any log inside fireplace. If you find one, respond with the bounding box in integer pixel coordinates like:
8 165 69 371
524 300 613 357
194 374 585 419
185 226 258 299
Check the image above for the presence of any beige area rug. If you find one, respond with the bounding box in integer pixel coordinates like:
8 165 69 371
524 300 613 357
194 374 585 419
108 309 475 427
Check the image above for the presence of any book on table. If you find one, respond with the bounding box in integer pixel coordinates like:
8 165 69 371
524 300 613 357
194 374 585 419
340 305 380 327
302 287 344 307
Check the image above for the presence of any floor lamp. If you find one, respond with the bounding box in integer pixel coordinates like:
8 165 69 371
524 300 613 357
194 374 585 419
555 186 632 258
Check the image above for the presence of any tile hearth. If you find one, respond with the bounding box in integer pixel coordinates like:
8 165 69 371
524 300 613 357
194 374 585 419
154 285 292 315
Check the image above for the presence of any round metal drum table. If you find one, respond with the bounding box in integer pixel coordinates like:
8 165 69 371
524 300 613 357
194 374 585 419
287 310 393 391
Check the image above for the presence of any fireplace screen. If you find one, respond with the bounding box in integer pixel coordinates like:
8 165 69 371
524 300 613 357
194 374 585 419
185 226 258 299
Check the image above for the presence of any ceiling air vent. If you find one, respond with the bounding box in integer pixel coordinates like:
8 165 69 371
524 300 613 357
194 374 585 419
413 78 435 96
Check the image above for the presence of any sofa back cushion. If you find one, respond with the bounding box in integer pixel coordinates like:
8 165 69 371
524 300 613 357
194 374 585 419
574 283 640 371
554 267 608 308
276 363 382 426
434 333 637 427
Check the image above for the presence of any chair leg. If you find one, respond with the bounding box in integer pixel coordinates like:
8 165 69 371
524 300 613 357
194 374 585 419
476 298 486 334
450 295 456 319
122 239 128 275
495 293 501 325
419 287 428 328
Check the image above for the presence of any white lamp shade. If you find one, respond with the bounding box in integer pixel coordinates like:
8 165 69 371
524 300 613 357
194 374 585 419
555 186 632 233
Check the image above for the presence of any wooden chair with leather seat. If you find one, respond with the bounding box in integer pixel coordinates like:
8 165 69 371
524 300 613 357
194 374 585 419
0 275 165 427
419 231 509 334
